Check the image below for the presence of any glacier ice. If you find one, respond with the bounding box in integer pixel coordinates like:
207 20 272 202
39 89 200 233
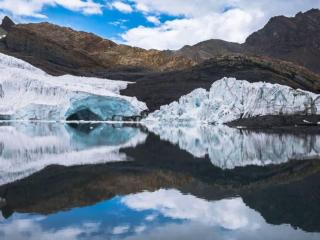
145 123 320 169
0 53 147 121
145 77 320 124
0 123 147 185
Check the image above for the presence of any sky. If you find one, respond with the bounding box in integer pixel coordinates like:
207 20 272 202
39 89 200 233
0 0 319 50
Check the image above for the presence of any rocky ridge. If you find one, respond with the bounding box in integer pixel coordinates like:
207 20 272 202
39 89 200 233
1 22 195 77
174 9 320 74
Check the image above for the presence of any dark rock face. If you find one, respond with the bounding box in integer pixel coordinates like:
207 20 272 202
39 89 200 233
227 115 320 130
174 9 320 74
245 9 320 74
0 16 14 32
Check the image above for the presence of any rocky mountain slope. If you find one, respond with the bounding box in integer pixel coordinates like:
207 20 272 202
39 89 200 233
174 39 243 62
0 21 195 77
174 9 320 74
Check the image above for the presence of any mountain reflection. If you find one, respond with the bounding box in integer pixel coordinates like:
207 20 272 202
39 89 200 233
1 123 320 187
0 189 319 240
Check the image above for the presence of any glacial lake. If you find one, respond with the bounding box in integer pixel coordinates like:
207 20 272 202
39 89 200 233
0 122 319 240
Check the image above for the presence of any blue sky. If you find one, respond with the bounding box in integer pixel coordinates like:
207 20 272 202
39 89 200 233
22 2 176 41
0 0 320 49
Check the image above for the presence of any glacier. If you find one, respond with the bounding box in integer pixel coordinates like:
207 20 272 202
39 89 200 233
145 123 320 169
0 53 147 121
145 77 320 124
0 123 147 185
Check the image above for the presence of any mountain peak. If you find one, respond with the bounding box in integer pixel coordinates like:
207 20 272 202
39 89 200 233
1 16 15 32
296 8 320 17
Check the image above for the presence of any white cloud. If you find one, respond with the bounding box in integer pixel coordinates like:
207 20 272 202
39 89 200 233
122 0 320 50
110 1 133 13
112 225 130 234
135 2 149 12
122 8 262 50
0 0 103 18
146 16 160 25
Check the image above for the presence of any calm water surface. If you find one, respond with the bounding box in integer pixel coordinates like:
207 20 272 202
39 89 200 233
0 122 319 240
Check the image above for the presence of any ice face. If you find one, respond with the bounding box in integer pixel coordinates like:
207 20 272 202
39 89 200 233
0 53 147 121
145 123 320 169
0 123 147 185
146 77 320 124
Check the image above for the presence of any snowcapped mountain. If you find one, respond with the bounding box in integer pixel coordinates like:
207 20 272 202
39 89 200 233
146 77 320 124
0 52 147 121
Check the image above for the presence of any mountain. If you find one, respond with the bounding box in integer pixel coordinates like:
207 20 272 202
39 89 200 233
0 21 195 77
1 10 320 112
174 39 243 62
245 9 320 73
175 9 320 74
0 16 14 32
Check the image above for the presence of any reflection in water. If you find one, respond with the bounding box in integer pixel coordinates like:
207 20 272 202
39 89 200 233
146 124 320 169
0 189 319 240
0 123 147 185
1 123 320 186
0 123 319 239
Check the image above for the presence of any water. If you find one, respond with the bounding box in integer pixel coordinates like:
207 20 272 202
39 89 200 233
0 122 319 240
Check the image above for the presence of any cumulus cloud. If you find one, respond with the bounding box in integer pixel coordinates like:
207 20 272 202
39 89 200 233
122 8 262 50
0 0 103 18
146 16 160 25
122 0 320 49
110 1 133 13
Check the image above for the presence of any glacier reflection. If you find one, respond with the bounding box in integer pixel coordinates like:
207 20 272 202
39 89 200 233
0 123 147 185
146 124 320 169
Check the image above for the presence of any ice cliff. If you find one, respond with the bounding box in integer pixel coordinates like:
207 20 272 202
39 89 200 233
146 77 320 124
0 53 147 121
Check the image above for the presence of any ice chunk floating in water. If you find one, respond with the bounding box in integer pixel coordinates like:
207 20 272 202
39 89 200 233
0 53 147 121
146 77 320 124
0 123 147 185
